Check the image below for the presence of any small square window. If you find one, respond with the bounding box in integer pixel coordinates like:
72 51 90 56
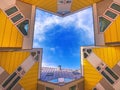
11 13 23 23
5 6 18 16
70 85 76 90
110 3 120 12
99 17 111 32
46 87 54 90
105 10 117 19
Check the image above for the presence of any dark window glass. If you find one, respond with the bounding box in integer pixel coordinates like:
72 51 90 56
2 72 17 87
66 0 71 3
46 87 54 90
99 17 111 32
96 66 101 71
70 85 76 90
110 3 120 12
17 67 22 72
7 76 21 90
11 14 23 23
101 71 114 84
105 67 119 80
5 6 18 16
105 10 117 19
17 20 29 35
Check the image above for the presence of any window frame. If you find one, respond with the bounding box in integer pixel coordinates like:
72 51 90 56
69 85 77 90
98 16 112 33
103 9 118 20
15 19 30 36
10 12 24 24
4 5 19 17
109 2 120 14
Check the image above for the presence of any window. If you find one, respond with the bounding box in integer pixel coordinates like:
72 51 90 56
72 71 80 75
17 20 29 35
105 10 117 19
5 6 18 16
101 71 114 84
2 72 17 88
99 17 111 32
11 13 23 23
96 66 101 71
110 3 120 12
46 87 54 90
59 0 64 4
6 76 21 90
105 67 119 80
66 0 71 3
70 85 76 90
46 73 54 76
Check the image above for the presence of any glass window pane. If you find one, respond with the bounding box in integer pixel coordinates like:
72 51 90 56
70 85 76 90
5 6 18 16
99 17 111 32
46 87 54 90
101 71 114 84
110 3 120 12
105 67 119 80
105 10 117 19
17 20 29 35
11 14 23 23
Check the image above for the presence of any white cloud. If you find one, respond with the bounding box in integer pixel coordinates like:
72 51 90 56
42 61 57 68
34 7 94 44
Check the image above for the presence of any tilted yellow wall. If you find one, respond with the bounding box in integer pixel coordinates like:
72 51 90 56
20 62 39 90
0 51 39 90
71 0 102 12
0 10 23 48
21 0 57 13
83 46 120 90
104 15 120 44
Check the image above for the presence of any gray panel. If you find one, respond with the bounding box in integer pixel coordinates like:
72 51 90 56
13 84 23 90
100 78 114 90
0 71 9 84
112 65 120 77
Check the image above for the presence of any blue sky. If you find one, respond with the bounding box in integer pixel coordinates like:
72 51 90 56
33 7 94 70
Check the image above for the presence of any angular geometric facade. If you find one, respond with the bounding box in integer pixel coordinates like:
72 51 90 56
0 0 120 90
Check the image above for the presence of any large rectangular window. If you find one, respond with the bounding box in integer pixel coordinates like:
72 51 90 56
99 17 111 32
105 10 117 19
101 71 114 84
11 14 23 23
105 67 119 80
70 85 76 90
5 6 18 16
110 3 120 12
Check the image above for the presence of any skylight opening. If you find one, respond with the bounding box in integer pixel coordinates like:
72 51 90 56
33 7 94 70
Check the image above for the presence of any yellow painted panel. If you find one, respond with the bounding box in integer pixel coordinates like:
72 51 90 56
71 0 102 12
0 10 23 48
84 59 102 90
104 15 120 44
20 62 39 90
116 16 120 41
2 19 13 47
0 51 30 74
21 0 57 13
0 10 7 47
84 46 120 89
